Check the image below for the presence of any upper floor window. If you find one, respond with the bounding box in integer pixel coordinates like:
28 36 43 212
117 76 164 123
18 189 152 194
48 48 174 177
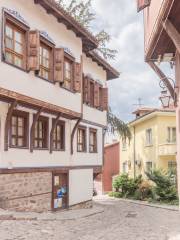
5 21 26 69
167 127 176 143
77 126 86 152
168 161 177 174
122 139 127 151
34 116 49 149
146 128 152 145
39 40 53 81
89 80 94 107
89 128 97 153
10 110 29 148
63 56 73 90
53 120 65 151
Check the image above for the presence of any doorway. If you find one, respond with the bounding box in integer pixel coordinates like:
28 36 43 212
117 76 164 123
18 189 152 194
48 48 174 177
52 173 68 210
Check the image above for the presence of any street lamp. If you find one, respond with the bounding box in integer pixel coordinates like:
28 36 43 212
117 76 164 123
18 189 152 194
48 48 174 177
159 89 171 108
159 77 178 108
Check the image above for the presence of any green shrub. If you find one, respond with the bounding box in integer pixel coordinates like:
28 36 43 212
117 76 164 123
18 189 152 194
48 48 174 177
133 181 152 200
112 174 142 198
146 169 178 202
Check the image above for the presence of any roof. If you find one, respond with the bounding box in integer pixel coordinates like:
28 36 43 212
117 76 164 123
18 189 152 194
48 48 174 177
34 0 98 52
105 141 120 149
86 51 120 80
129 108 176 126
132 107 157 115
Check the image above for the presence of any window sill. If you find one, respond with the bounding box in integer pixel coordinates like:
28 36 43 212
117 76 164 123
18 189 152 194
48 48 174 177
83 103 104 112
35 73 55 85
52 149 65 152
89 151 98 154
2 58 28 73
145 144 153 147
9 146 29 150
60 85 76 94
33 148 49 151
77 150 87 153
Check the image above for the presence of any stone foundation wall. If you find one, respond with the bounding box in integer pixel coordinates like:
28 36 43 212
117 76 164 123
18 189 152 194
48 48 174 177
0 172 52 212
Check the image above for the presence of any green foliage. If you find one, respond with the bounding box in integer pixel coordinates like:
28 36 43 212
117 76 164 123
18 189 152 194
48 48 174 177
108 191 123 198
107 108 131 141
56 0 117 60
146 169 178 202
113 174 142 198
133 181 152 200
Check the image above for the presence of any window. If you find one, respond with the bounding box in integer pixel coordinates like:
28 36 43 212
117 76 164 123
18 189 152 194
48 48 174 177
146 128 152 145
63 57 73 90
167 127 176 143
77 126 86 152
146 162 152 173
39 42 53 81
4 21 26 69
34 116 49 149
53 120 65 151
90 81 94 107
122 139 127 151
10 110 29 148
123 162 128 173
89 128 97 153
168 161 177 174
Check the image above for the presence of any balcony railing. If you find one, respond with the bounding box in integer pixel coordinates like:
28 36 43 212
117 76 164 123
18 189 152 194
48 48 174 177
158 143 176 156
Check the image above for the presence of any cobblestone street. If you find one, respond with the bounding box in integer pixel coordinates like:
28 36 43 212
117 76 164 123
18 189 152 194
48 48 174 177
0 197 180 240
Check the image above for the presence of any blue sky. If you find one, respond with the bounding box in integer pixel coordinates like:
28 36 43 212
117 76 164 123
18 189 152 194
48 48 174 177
91 0 163 122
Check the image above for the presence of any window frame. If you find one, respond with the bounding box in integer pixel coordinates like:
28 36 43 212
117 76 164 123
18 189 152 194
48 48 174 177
33 115 49 150
37 37 54 83
89 79 94 107
3 13 29 71
89 128 97 153
9 110 29 149
52 119 65 151
146 161 153 173
167 127 176 143
145 128 153 146
77 126 87 153
62 52 75 92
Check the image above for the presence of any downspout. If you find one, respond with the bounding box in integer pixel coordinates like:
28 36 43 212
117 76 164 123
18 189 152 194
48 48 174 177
133 126 136 179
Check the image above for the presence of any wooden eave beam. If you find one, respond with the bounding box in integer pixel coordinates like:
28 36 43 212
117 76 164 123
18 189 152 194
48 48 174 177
163 19 180 54
50 113 61 154
71 118 81 155
0 87 81 120
4 100 17 151
30 108 43 152
148 61 175 100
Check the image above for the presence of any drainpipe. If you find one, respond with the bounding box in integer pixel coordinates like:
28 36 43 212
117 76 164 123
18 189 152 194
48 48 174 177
133 126 136 179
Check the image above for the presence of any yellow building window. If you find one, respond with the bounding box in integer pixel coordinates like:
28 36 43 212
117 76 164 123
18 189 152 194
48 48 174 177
146 128 152 145
167 127 176 143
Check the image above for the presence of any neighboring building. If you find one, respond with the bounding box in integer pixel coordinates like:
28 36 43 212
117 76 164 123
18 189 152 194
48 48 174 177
95 141 120 193
0 0 119 211
138 0 180 202
120 108 176 178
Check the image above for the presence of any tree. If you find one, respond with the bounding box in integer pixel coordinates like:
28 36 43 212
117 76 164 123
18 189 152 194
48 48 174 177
57 0 118 60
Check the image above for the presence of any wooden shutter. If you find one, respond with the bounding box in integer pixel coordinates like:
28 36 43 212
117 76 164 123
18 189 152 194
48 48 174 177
74 62 82 92
28 30 40 71
54 48 64 83
102 88 108 111
94 82 100 108
83 76 90 104
137 0 151 12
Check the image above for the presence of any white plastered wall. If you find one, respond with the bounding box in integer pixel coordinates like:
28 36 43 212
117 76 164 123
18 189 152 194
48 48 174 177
0 0 82 113
69 169 93 206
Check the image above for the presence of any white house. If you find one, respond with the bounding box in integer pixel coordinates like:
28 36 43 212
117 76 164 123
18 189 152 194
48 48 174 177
0 0 119 212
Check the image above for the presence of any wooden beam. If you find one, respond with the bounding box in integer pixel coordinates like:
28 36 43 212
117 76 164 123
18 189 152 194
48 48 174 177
148 61 175 100
71 118 81 155
30 108 43 153
163 19 180 54
4 101 17 151
50 113 61 154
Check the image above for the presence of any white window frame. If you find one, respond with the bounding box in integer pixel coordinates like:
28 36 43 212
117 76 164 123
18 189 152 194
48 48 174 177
167 127 176 143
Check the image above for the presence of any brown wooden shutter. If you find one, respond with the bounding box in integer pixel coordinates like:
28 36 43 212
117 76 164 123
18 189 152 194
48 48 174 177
94 82 100 108
54 48 64 83
28 30 40 71
137 0 151 12
74 62 82 92
102 88 108 111
83 76 90 104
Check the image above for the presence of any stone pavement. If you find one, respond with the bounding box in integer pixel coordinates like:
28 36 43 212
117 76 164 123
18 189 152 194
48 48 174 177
0 196 180 240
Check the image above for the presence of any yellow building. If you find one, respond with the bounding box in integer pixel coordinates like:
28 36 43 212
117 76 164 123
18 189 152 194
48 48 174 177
120 108 176 178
